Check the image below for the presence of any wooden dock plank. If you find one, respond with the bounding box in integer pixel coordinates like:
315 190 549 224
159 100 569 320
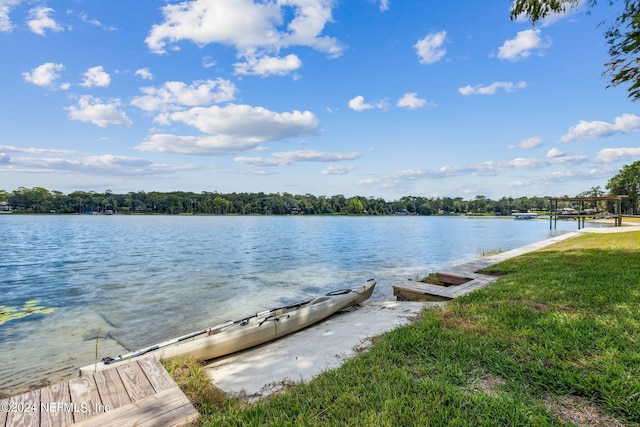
116 361 156 401
4 388 40 427
3 357 197 427
392 281 452 301
71 386 199 427
393 274 499 301
447 278 497 297
93 367 132 409
68 373 101 423
40 380 74 427
436 272 471 285
137 357 178 393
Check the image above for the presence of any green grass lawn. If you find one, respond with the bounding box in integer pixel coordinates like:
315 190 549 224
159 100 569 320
192 231 640 426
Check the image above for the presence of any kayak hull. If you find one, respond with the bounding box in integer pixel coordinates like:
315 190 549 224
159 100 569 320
79 279 375 375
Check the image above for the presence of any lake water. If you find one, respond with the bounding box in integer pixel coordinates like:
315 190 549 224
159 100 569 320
0 214 581 394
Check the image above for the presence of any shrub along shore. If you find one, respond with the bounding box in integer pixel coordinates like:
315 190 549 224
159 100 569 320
169 230 640 426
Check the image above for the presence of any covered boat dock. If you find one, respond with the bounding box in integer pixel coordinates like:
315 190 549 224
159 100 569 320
548 196 627 229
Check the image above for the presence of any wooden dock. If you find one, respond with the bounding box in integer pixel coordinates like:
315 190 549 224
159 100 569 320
393 232 580 301
0 357 198 427
393 274 498 301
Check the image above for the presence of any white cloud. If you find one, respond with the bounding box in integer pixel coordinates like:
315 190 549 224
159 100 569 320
360 152 587 191
0 145 76 155
0 0 22 32
0 144 194 176
507 157 544 169
322 164 356 175
131 79 237 112
458 81 527 96
22 62 68 88
202 56 216 68
594 147 640 163
78 12 101 27
560 113 640 142
234 53 302 76
497 29 550 61
397 92 430 109
350 93 429 111
348 95 373 112
509 153 585 167
233 157 286 167
137 134 259 155
508 167 612 191
145 0 277 53
415 30 447 64
4 153 187 176
546 147 565 158
347 95 387 112
235 150 360 166
145 0 344 67
507 171 576 188
378 0 390 12
168 104 318 138
139 104 319 155
80 66 111 88
73 155 151 170
67 95 133 128
135 68 154 80
511 136 543 149
78 12 116 31
279 1 342 57
27 6 63 36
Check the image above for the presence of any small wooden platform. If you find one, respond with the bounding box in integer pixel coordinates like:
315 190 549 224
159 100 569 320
393 232 581 301
0 357 199 427
435 271 471 286
393 273 498 301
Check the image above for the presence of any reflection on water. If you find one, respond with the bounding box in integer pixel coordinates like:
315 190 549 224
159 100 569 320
0 215 579 394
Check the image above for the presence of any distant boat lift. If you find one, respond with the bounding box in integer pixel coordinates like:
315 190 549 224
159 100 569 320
512 213 538 220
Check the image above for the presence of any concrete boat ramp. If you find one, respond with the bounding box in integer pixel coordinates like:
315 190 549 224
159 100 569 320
203 300 437 401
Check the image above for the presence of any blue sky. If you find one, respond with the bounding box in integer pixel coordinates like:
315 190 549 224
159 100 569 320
1 0 639 200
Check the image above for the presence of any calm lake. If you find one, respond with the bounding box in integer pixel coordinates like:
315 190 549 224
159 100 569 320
0 214 580 394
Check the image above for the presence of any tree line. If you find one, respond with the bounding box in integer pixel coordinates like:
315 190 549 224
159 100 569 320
1 160 637 215
0 187 615 216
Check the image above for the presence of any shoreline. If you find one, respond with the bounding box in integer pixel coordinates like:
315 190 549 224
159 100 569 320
203 223 640 401
2 222 639 401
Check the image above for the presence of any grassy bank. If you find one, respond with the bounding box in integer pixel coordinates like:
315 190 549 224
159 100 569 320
189 231 640 426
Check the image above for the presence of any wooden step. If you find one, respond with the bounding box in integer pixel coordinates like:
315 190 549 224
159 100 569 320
0 357 199 427
435 272 471 286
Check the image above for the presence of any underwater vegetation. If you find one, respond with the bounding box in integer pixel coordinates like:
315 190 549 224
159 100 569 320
0 300 57 325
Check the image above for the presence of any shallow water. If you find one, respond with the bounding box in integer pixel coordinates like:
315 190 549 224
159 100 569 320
0 215 580 394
